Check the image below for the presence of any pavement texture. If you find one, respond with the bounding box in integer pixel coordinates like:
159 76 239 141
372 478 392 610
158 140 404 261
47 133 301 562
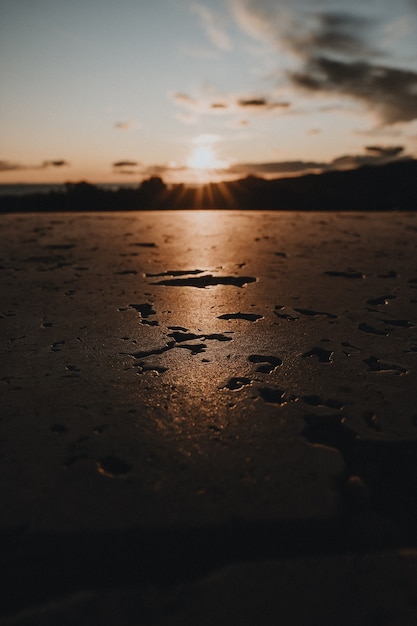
1 210 417 624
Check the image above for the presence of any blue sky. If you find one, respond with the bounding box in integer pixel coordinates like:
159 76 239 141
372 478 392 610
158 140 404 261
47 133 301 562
1 0 417 184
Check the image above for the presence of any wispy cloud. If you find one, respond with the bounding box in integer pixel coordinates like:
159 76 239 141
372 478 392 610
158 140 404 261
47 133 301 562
237 97 290 110
114 121 138 131
191 3 232 51
227 145 408 177
172 90 290 119
290 58 417 125
113 160 139 168
227 160 328 176
231 0 417 125
0 161 24 172
0 160 70 172
42 160 69 168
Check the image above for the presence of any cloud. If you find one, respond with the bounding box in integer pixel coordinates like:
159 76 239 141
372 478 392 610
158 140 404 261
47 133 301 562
0 160 69 172
0 160 24 172
289 11 374 60
231 1 417 125
191 3 232 51
227 145 407 177
237 97 290 110
172 90 290 118
139 163 188 178
42 160 69 168
331 148 407 169
114 121 137 131
289 58 417 124
365 145 404 157
230 0 281 43
231 1 374 55
228 160 329 176
113 160 139 168
172 92 199 109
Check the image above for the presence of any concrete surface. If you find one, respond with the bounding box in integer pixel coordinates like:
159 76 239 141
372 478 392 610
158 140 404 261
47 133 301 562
1 210 417 623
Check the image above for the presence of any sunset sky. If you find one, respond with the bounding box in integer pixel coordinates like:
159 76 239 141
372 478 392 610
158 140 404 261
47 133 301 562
1 0 417 185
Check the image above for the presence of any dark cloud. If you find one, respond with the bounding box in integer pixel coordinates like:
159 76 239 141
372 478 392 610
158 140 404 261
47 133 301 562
139 164 187 178
331 150 406 169
238 98 268 107
292 11 373 58
0 160 69 172
234 2 417 125
237 98 290 109
113 160 139 168
284 10 417 124
0 161 24 172
228 146 407 177
290 57 417 124
228 160 328 176
365 146 404 157
42 160 69 168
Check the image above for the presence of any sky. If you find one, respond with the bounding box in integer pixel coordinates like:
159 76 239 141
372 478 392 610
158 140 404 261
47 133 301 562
1 0 417 185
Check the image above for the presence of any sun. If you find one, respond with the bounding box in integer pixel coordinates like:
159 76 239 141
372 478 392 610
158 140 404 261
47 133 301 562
185 134 230 183
187 145 218 170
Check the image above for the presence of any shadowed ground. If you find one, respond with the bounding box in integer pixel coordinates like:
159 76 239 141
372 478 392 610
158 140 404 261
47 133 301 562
1 210 417 624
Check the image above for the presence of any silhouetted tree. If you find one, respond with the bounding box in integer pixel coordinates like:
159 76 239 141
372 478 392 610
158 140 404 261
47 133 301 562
139 176 167 208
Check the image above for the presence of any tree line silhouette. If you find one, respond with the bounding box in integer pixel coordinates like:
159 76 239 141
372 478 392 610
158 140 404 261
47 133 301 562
1 159 416 212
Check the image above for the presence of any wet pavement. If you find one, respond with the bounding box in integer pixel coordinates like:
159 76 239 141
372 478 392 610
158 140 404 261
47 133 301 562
1 210 417 624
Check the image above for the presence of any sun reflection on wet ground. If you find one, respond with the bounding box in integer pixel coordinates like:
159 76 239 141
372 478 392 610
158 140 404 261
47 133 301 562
2 209 417 621
1 209 417 526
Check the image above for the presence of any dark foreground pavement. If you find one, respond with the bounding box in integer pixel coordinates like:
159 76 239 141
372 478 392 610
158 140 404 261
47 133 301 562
1 210 417 624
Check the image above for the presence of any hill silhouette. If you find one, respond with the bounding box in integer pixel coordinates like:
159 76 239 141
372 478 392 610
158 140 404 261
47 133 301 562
0 159 416 212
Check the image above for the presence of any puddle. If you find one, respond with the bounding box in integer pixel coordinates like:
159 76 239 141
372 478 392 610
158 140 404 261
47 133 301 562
258 387 287 405
294 308 337 319
167 331 233 343
302 413 356 452
382 319 414 328
274 306 299 321
363 356 407 374
358 323 389 336
151 274 256 288
302 347 334 363
218 313 263 322
176 343 207 355
128 303 156 318
97 456 131 477
223 377 252 390
302 395 344 410
248 354 282 373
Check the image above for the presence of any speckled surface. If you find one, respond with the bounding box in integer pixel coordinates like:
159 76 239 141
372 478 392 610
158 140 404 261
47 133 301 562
1 210 417 623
